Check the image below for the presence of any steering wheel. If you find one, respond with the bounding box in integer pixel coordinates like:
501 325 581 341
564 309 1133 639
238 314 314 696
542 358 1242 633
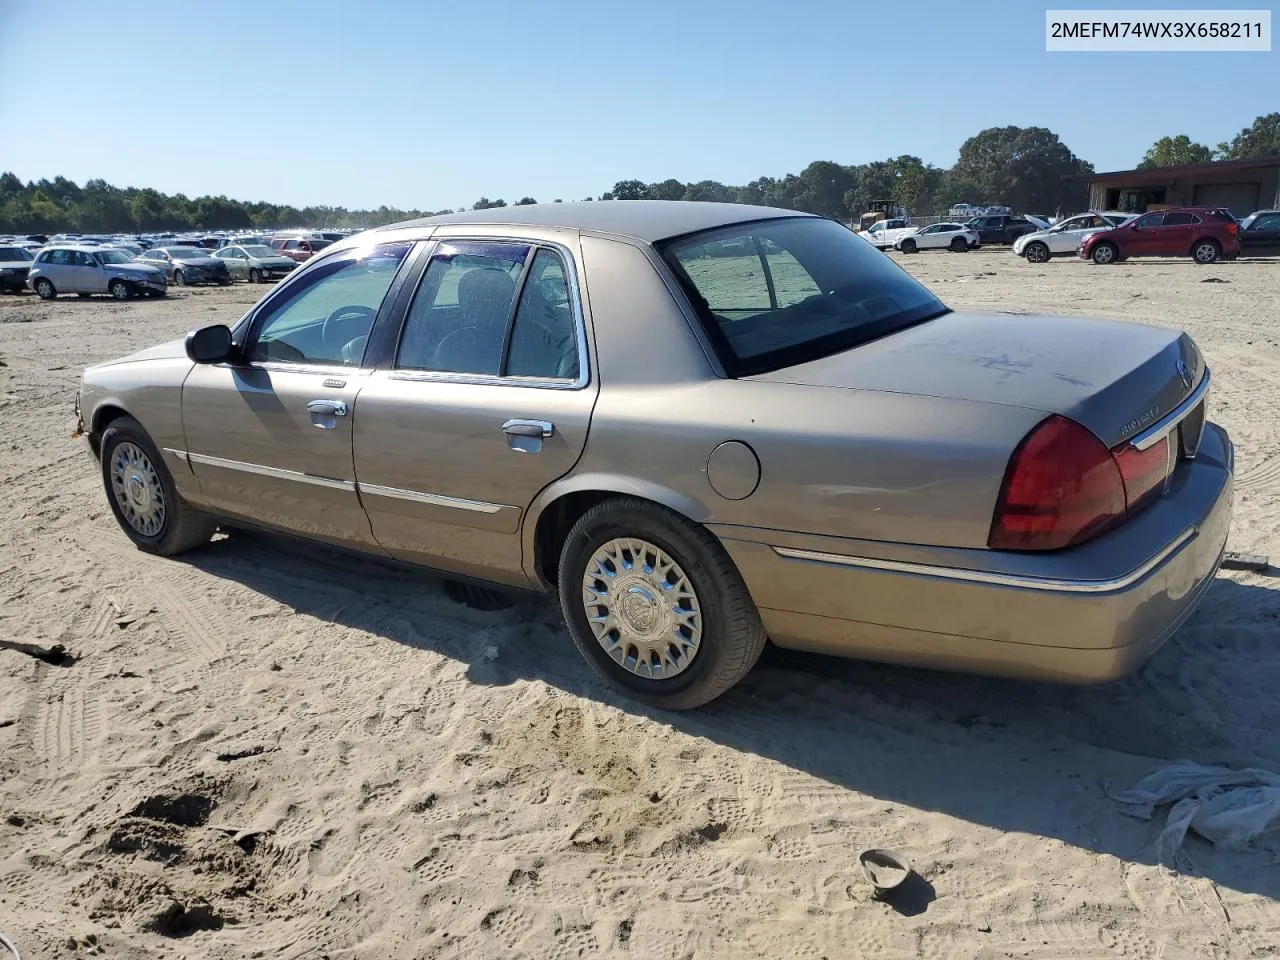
321 305 376 354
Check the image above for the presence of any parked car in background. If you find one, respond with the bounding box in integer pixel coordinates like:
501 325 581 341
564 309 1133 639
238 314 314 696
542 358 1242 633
895 222 979 253
1080 208 1240 265
1238 210 1280 256
0 244 35 292
28 246 167 300
1013 212 1134 263
212 244 300 282
138 246 233 285
966 214 1038 245
75 201 1232 708
270 236 333 263
856 218 914 250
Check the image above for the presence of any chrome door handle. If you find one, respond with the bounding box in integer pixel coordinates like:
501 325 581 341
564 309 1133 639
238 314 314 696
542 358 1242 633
307 399 348 417
502 419 554 439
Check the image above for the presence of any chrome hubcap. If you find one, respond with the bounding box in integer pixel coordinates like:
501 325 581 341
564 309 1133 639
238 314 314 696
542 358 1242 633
581 538 702 679
113 282 128 299
1096 246 1114 263
1196 244 1215 262
110 442 165 536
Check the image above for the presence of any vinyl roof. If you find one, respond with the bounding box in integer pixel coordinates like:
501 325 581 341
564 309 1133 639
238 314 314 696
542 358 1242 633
384 200 814 243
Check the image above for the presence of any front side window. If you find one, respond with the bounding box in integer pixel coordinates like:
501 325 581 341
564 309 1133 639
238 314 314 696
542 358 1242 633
74 251 98 266
1250 213 1280 231
1134 213 1165 228
246 242 411 366
662 217 946 377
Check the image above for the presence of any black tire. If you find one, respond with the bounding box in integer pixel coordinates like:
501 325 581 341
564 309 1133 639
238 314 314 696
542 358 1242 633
899 238 917 254
174 269 185 286
248 268 260 283
949 236 967 252
99 415 216 556
109 279 132 301
1091 242 1118 265
557 497 767 710
34 278 57 299
1192 239 1220 264
1024 241 1050 263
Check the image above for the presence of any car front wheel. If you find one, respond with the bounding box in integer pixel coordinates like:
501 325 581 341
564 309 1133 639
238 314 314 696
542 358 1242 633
558 497 767 710
109 279 131 301
248 268 260 283
1091 242 1118 265
100 415 216 556
174 269 185 285
1024 241 1050 263
899 238 917 254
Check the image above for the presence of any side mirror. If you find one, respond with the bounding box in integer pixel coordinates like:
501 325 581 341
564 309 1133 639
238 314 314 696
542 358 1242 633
185 324 234 364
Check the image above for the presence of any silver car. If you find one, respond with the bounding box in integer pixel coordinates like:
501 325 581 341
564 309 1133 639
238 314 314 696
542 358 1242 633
211 244 299 283
28 245 167 300
76 202 1233 709
137 246 232 286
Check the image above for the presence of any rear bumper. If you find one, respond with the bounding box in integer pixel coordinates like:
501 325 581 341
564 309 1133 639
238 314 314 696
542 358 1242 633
715 422 1234 684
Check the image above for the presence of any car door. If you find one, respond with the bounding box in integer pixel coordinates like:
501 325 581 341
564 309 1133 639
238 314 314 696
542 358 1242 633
352 238 597 587
926 225 953 249
1124 212 1165 255
180 240 416 548
143 250 172 278
1154 211 1197 255
1242 212 1280 254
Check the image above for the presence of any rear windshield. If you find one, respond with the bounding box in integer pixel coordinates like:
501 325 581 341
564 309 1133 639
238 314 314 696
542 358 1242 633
0 247 34 260
659 217 947 377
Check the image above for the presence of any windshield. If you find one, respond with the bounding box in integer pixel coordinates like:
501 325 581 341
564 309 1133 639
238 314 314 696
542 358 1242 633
1239 214 1257 230
0 247 34 261
661 217 948 377
242 245 277 257
95 250 133 264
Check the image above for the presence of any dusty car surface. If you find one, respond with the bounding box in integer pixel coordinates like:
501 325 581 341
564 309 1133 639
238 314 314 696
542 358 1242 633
211 243 300 282
77 201 1233 709
138 246 233 286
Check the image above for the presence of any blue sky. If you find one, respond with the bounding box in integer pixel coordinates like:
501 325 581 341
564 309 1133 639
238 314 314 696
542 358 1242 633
0 1 1274 210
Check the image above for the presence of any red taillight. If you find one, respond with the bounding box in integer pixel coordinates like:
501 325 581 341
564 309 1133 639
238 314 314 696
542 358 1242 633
1114 433 1170 509
990 417 1174 551
1226 222 1239 236
989 416 1125 550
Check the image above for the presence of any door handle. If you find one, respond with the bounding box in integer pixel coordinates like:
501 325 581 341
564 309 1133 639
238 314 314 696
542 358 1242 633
307 399 348 417
502 419 554 438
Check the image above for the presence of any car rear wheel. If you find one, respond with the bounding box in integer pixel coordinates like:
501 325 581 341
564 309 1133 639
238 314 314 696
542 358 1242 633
1024 241 1050 263
34 278 56 299
900 238 917 254
100 415 216 556
1091 242 1118 265
949 236 967 252
1192 239 1220 264
109 279 131 301
558 497 766 710
248 268 260 283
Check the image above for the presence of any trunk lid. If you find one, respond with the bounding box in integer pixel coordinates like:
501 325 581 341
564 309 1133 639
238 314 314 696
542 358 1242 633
750 310 1203 449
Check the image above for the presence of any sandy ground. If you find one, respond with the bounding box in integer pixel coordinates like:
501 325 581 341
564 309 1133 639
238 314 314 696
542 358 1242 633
1 249 1278 960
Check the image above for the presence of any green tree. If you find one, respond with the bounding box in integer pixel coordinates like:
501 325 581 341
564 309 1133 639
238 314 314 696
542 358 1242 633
682 180 734 202
793 161 857 219
611 179 648 200
515 197 537 205
472 197 507 209
1215 112 1280 161
1138 135 1213 169
646 178 685 201
950 126 1092 212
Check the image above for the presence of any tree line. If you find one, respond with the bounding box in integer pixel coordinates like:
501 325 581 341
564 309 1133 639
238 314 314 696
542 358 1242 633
2 114 1275 235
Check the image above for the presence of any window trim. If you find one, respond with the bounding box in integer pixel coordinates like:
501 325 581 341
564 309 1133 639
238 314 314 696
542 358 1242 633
386 236 591 392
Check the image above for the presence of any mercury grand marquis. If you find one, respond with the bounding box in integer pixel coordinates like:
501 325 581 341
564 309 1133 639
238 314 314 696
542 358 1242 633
77 202 1233 709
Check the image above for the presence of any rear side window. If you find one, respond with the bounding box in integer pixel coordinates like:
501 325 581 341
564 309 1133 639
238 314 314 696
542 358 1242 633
662 217 947 377
1162 212 1194 226
1205 209 1237 223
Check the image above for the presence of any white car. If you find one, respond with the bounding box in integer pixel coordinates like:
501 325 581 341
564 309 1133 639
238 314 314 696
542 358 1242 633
894 222 979 253
1012 212 1134 263
856 218 915 250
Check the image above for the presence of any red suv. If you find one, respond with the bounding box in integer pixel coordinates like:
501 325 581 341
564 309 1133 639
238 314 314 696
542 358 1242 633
1079 207 1239 265
269 236 334 264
